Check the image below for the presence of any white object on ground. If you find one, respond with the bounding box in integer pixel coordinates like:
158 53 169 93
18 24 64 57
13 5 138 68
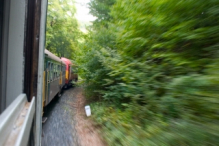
85 105 91 117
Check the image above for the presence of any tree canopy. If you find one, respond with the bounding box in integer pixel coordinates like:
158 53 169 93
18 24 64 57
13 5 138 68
46 0 80 59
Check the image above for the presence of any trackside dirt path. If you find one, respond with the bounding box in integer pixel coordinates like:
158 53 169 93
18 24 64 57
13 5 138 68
73 87 106 146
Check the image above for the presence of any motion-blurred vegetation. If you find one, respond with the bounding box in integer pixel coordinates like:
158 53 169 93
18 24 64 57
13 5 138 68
75 0 219 145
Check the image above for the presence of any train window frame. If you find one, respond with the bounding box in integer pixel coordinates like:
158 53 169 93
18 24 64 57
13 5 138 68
56 64 58 79
53 72 56 80
53 64 55 80
56 64 57 79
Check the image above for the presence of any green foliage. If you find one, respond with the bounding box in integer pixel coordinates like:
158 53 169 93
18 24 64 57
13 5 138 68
46 0 80 58
77 0 219 145
89 0 115 26
91 102 219 146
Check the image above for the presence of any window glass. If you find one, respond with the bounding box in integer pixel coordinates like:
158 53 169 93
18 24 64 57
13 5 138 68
55 64 57 78
47 62 50 70
47 62 50 82
62 65 65 74
54 64 57 79
58 65 60 77
50 63 53 80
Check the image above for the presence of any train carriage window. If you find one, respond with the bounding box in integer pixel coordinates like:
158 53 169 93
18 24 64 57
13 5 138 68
56 65 58 79
47 62 50 71
47 62 50 82
54 64 55 79
50 63 53 81
58 65 60 77
53 64 56 80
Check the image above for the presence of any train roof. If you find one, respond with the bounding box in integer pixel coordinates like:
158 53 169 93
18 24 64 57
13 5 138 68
61 57 72 66
45 49 63 63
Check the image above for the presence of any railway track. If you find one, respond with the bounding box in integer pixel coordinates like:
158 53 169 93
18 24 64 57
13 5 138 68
42 87 80 146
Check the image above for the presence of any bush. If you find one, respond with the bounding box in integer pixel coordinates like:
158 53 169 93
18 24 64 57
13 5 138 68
77 0 219 145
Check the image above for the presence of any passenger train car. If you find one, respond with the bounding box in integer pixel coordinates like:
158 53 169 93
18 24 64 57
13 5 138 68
43 50 78 109
0 0 78 145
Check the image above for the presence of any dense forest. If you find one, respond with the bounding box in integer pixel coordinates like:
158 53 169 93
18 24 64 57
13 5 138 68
47 0 219 145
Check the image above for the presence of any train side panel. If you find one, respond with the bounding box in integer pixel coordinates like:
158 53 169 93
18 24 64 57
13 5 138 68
44 50 65 107
44 58 61 105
